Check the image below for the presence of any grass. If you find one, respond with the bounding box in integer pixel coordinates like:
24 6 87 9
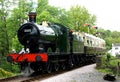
98 68 113 74
0 68 15 79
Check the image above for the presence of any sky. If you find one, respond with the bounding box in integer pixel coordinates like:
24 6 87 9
48 0 120 31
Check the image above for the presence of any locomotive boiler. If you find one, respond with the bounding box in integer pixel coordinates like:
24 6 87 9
7 12 106 76
18 12 68 53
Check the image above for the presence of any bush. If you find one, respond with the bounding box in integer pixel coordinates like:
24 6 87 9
98 53 120 76
98 68 113 74
109 59 120 67
0 58 20 73
0 68 14 79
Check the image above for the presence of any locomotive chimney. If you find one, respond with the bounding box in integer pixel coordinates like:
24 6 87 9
28 12 37 23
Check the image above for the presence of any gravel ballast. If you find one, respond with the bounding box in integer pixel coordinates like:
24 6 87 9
40 64 120 82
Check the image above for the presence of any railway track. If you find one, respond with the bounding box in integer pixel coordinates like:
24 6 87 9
0 75 26 82
0 69 71 82
0 63 94 82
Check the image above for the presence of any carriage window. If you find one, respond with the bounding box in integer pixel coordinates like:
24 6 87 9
90 41 92 46
74 35 77 40
96 41 98 46
77 35 79 40
83 37 85 40
79 36 82 41
87 40 89 45
115 47 118 50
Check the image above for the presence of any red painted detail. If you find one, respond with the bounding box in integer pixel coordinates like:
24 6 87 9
8 53 48 62
84 23 90 27
92 26 98 29
8 53 19 61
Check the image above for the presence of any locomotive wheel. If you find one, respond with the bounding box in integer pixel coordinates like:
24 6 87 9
54 64 59 71
69 59 74 68
46 62 52 73
21 63 34 76
81 57 85 65
91 56 96 63
61 63 66 70
78 58 82 66
30 63 37 72
74 56 79 66
76 56 82 66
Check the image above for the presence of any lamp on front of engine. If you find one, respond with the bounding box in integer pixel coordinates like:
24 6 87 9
7 56 13 62
36 56 42 62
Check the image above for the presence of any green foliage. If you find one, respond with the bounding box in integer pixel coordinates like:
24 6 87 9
109 59 120 67
37 10 52 22
37 0 49 13
99 54 120 75
68 5 96 32
37 0 49 22
100 53 115 68
11 35 23 53
104 37 112 50
0 0 33 76
0 68 14 78
0 0 14 56
101 55 107 67
36 0 68 24
98 68 113 74
0 55 19 73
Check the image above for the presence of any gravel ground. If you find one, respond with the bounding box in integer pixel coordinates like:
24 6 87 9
40 64 120 82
